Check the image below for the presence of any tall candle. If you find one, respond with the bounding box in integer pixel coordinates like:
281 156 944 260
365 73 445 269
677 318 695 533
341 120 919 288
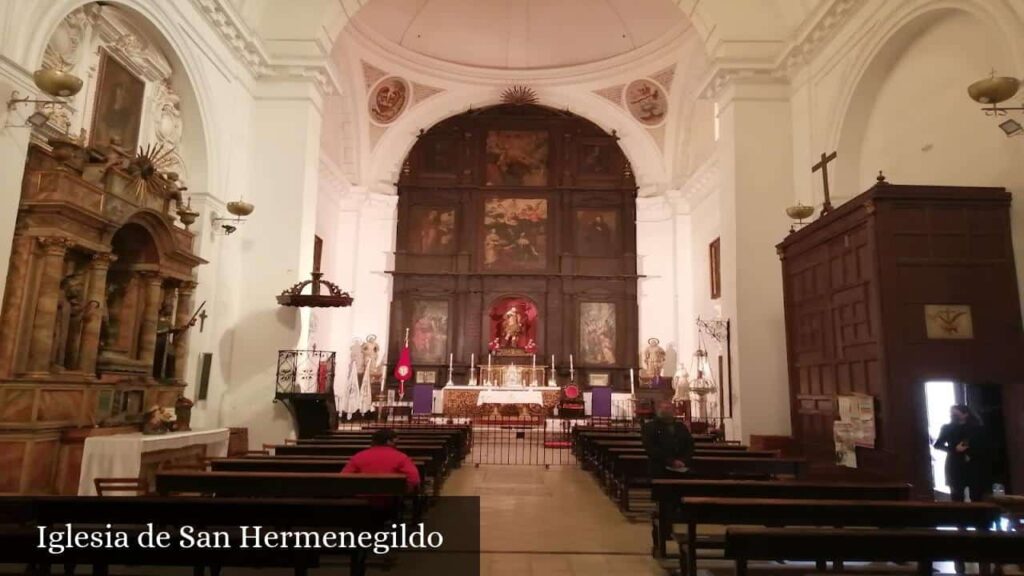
629 368 635 395
532 354 536 369
449 352 453 370
569 354 574 372
470 353 475 371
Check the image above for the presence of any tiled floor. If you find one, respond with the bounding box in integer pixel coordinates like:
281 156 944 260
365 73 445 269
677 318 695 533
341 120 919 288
442 463 665 575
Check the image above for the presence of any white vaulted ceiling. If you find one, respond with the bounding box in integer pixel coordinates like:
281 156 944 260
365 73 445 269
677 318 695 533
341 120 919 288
348 0 688 70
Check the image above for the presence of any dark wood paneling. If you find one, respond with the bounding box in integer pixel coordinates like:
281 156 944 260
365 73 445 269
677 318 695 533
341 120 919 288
391 105 639 391
779 183 1024 493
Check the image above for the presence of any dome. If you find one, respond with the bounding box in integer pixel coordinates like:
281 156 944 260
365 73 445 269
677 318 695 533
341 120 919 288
349 0 689 70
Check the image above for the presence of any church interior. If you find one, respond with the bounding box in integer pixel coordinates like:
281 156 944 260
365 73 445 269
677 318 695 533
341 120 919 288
0 0 1023 574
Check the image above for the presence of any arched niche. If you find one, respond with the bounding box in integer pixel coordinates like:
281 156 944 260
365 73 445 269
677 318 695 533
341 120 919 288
24 0 211 197
832 1 1023 198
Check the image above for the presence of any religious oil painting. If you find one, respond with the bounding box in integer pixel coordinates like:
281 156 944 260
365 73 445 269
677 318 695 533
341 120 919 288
407 206 456 255
579 143 612 175
482 197 547 271
410 300 449 363
485 130 549 186
368 76 409 125
90 52 145 151
576 209 618 256
580 302 617 365
624 79 668 127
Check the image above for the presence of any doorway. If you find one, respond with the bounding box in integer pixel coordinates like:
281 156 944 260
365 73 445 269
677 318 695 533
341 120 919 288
923 380 1009 498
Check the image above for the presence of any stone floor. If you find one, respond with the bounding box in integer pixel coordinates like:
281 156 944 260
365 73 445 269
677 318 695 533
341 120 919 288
444 463 664 575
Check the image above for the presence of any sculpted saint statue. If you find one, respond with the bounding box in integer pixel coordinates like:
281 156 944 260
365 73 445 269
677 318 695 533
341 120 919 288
642 337 667 379
361 334 380 372
500 306 525 348
672 364 691 402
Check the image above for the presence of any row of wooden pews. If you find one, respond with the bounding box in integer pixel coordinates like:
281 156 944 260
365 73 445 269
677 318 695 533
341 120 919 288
573 424 805 511
575 422 1024 575
0 423 472 576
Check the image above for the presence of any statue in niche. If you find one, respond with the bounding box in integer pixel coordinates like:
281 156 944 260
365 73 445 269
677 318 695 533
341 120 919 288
361 334 380 373
642 338 667 382
672 364 691 402
500 306 526 349
99 274 130 360
53 270 86 370
153 289 176 380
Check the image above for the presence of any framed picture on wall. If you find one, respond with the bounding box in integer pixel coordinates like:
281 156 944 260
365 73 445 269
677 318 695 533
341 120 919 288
89 51 145 151
409 300 449 363
588 373 610 387
407 206 457 255
579 302 617 365
575 209 618 256
482 197 548 271
484 130 549 186
709 237 722 300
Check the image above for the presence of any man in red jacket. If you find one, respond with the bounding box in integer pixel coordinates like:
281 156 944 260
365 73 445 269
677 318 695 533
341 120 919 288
342 428 421 492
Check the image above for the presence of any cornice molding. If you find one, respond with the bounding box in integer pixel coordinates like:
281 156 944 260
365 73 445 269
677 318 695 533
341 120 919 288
678 154 719 209
190 0 338 96
700 0 864 99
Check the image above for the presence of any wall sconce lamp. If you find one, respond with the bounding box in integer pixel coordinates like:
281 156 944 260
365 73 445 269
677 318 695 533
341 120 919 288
967 72 1024 137
211 200 255 236
5 66 83 128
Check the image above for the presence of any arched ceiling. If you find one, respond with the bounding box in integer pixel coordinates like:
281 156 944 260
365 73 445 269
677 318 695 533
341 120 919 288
228 0 831 72
348 0 688 70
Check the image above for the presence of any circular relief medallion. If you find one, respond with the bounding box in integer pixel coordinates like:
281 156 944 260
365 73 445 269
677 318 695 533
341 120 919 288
623 78 668 127
368 76 410 126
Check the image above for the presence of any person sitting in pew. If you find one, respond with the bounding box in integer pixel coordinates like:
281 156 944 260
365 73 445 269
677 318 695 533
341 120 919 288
642 400 694 478
342 428 421 492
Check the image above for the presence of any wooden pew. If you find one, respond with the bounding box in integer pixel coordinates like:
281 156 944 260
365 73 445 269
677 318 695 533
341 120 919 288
675 498 1000 576
0 496 387 576
155 470 406 504
650 479 913 557
210 456 444 497
612 454 806 511
274 443 449 469
724 527 1024 576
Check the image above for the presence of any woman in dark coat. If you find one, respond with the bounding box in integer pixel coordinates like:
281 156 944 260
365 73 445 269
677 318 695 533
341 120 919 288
933 404 991 502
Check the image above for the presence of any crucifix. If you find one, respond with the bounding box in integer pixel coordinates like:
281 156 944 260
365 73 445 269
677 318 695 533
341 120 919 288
198 309 208 332
812 151 838 215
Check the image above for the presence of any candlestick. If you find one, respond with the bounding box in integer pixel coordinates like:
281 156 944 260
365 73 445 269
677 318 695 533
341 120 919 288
569 354 574 372
629 368 635 396
532 354 536 369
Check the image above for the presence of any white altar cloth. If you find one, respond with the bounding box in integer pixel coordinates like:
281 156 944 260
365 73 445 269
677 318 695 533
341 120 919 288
78 428 230 496
475 388 546 406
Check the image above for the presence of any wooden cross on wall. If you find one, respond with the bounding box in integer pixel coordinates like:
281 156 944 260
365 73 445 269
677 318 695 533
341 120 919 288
812 151 838 215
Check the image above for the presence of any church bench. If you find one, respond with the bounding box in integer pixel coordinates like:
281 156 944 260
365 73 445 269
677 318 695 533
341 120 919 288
723 527 1024 576
211 456 443 497
674 498 1001 576
273 443 452 472
589 446 767 486
576 432 741 465
612 454 806 511
354 424 472 455
650 479 913 557
302 436 463 467
154 470 408 513
0 495 388 576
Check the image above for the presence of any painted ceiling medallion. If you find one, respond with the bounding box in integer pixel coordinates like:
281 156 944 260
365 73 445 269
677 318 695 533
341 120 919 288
368 76 410 126
501 85 538 106
624 78 667 127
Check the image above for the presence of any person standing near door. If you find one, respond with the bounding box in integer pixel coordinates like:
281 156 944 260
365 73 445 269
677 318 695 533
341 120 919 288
933 404 991 502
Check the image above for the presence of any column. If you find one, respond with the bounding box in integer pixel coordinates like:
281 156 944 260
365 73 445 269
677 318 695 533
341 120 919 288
715 78 795 440
136 272 163 369
77 252 115 375
0 235 34 377
173 281 196 382
27 236 71 373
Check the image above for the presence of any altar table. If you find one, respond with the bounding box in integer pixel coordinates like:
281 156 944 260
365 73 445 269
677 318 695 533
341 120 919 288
443 386 559 417
78 428 230 496
476 389 545 406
